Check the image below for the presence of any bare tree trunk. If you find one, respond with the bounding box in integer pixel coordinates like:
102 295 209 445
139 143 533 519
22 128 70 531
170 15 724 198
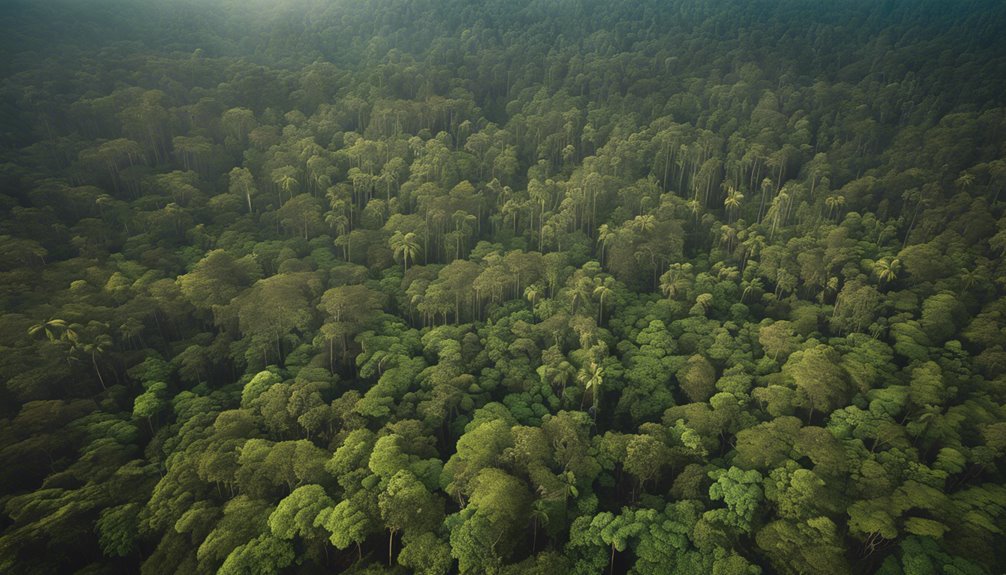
92 352 107 390
388 529 396 565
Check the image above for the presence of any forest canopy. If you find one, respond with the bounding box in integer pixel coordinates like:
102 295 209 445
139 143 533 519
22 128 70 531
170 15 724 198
1 0 1006 573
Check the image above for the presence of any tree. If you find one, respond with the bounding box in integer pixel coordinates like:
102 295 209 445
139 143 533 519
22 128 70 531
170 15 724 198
315 495 378 561
723 187 743 221
133 381 167 432
824 195 845 219
677 354 717 403
448 467 531 573
783 345 851 420
222 107 256 144
529 500 550 553
872 257 900 285
277 194 323 239
706 466 764 533
390 230 421 273
398 531 453 575
27 318 74 344
378 470 444 565
623 434 671 496
319 284 382 368
96 503 142 557
218 534 295 575
178 249 261 314
920 292 965 344
660 263 694 300
758 320 798 361
197 496 273 569
237 272 321 365
70 326 114 390
578 360 605 416
733 417 803 470
592 277 615 325
272 166 300 203
756 517 851 575
268 484 333 541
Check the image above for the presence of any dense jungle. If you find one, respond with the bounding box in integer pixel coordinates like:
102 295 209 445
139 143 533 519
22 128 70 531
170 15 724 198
1 0 1006 573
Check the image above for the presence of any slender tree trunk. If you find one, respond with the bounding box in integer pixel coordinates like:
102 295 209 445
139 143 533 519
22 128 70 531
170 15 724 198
902 200 923 249
92 352 107 390
532 519 538 553
389 529 396 565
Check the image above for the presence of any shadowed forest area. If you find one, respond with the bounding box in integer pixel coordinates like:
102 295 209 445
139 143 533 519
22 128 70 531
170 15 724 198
1 0 1006 573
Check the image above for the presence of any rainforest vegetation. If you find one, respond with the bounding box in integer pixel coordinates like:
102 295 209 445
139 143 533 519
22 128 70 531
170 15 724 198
1 0 1006 573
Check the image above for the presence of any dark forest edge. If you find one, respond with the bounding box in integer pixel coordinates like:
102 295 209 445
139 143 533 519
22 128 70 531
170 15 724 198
1 0 1005 573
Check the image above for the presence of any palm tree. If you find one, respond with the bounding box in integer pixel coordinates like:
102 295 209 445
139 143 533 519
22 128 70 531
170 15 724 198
767 190 790 239
723 187 744 221
659 263 693 300
334 233 353 263
631 214 655 234
579 361 605 416
741 233 766 269
501 199 522 234
593 278 614 325
529 500 550 553
719 224 738 252
69 327 112 390
452 211 477 258
390 231 421 274
568 277 594 316
118 317 146 350
548 359 576 402
524 283 543 307
272 166 299 203
686 198 702 221
807 153 830 198
825 195 845 220
741 277 763 302
596 223 613 264
873 257 901 285
955 172 975 192
306 155 332 194
959 265 986 291
326 212 349 235
774 269 797 298
27 318 74 343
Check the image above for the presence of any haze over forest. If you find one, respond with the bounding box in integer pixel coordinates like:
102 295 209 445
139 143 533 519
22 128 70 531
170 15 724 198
1 1 1006 573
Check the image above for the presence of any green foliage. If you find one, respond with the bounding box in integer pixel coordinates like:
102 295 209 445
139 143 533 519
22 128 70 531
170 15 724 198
755 517 851 575
1 1 1005 574
677 354 717 403
707 467 764 533
197 496 273 569
268 484 333 540
217 533 295 575
398 532 453 575
315 496 377 553
876 536 988 575
96 503 142 557
782 345 851 416
379 469 445 539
